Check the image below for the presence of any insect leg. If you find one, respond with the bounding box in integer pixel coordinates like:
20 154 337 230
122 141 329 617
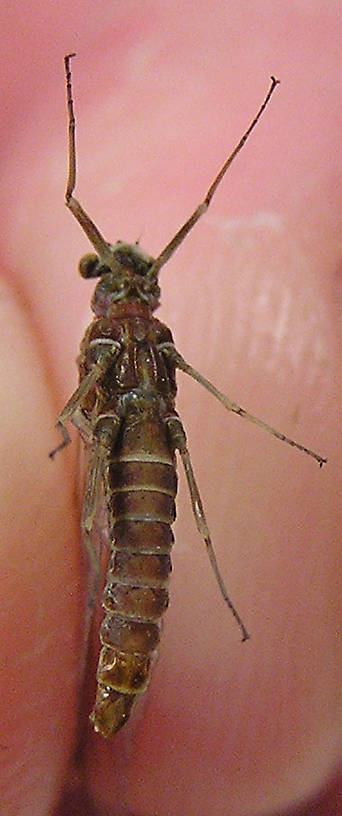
81 414 121 591
84 413 121 535
49 367 102 458
160 343 327 467
164 415 250 642
49 341 120 459
64 54 113 264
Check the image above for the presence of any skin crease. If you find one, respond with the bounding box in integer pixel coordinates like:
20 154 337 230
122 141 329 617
0 2 342 815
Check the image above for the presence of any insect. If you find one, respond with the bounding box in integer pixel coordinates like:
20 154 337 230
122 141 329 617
50 55 326 739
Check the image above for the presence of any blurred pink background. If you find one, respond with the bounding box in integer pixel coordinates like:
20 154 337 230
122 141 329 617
0 2 341 815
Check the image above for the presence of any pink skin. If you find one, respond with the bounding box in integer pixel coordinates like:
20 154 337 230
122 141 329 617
0 3 341 815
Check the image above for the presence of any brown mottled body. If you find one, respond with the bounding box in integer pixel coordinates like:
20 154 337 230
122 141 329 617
52 57 325 739
78 306 178 736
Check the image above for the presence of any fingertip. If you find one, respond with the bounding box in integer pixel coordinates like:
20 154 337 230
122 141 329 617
0 277 81 813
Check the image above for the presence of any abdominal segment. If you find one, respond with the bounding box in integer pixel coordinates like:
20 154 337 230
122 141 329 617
90 413 177 738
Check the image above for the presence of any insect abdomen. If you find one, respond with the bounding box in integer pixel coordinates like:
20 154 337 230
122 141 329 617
91 412 177 738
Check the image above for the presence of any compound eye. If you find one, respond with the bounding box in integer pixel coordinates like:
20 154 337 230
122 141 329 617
79 253 101 278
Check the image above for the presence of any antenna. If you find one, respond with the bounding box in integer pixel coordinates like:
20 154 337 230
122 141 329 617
149 77 279 277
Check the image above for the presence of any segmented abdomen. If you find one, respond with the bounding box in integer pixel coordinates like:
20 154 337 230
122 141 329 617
90 410 177 738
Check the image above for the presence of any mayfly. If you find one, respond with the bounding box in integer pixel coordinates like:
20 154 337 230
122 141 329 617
50 55 326 739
